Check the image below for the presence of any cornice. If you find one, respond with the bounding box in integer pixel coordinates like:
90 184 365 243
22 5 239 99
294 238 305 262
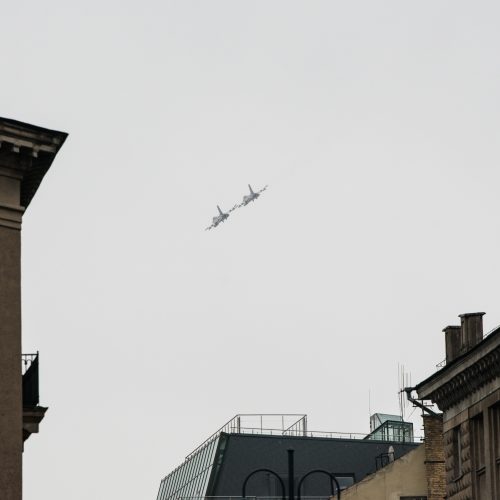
0 202 24 230
423 345 500 411
0 118 66 156
0 117 67 209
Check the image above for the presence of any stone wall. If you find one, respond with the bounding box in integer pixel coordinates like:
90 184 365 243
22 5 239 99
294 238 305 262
0 223 23 500
444 421 473 500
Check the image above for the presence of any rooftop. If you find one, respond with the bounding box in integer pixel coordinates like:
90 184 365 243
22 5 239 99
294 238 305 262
156 414 420 500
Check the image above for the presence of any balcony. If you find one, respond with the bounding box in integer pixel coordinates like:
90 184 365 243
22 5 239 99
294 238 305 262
22 353 47 443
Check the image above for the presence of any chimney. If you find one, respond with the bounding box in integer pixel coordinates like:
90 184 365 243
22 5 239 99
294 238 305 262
443 325 461 364
422 414 446 500
459 312 485 353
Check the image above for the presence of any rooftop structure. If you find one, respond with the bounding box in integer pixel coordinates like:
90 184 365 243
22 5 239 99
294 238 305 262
156 414 419 500
365 413 414 443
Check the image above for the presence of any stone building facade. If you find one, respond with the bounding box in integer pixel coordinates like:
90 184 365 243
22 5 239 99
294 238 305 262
0 117 67 500
416 312 500 500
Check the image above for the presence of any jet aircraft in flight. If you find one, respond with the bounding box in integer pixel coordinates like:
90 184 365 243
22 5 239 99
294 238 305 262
204 184 268 231
236 184 268 208
205 205 232 231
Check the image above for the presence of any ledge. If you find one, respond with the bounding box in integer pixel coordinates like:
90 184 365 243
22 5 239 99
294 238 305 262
23 406 48 443
417 341 500 411
0 117 67 209
416 327 500 403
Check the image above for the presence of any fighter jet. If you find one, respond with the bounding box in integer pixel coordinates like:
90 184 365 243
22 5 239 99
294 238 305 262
205 205 232 231
236 184 268 208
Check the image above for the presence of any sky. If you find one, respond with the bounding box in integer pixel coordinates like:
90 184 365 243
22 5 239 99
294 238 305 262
2 1 500 499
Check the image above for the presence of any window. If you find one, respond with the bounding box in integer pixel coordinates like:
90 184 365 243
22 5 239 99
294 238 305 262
471 414 486 499
333 474 355 491
452 425 462 479
292 473 354 496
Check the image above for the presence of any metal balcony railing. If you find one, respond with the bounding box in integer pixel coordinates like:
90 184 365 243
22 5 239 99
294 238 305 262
22 352 39 407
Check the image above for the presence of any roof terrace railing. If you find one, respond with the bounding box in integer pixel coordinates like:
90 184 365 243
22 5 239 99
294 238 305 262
177 497 333 500
296 430 368 440
184 414 421 461
186 415 307 460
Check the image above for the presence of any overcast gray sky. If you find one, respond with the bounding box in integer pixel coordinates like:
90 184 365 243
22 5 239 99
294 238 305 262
2 1 500 499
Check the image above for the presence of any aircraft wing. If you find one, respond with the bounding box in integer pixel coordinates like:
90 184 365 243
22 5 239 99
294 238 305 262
228 204 239 213
257 185 268 194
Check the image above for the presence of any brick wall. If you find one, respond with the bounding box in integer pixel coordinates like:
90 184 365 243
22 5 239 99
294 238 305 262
423 415 446 500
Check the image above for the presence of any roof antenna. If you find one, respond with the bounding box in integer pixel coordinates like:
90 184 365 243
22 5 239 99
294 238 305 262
398 364 411 421
368 388 372 421
399 365 422 420
400 364 404 420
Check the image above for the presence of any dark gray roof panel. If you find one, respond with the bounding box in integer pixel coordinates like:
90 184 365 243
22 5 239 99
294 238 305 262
210 433 418 497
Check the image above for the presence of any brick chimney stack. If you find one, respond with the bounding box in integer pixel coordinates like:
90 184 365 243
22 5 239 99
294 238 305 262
443 312 485 365
459 312 485 353
443 325 461 364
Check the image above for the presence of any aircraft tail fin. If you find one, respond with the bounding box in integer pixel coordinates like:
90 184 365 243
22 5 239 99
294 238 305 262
217 205 223 215
248 184 254 194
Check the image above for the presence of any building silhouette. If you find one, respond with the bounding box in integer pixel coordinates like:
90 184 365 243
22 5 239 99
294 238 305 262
416 312 500 499
0 117 67 500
